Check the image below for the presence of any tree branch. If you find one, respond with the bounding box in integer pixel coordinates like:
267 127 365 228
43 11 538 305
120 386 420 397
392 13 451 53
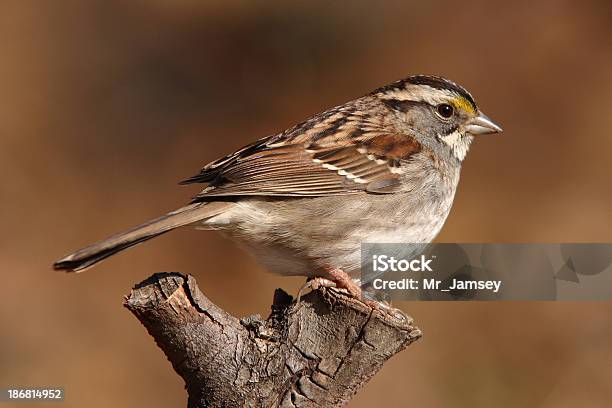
124 272 421 407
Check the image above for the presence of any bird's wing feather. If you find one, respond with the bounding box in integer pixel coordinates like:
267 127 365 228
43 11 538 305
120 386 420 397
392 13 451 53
183 134 421 199
181 105 422 198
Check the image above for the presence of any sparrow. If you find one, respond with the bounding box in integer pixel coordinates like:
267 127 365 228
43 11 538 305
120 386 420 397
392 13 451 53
54 75 502 298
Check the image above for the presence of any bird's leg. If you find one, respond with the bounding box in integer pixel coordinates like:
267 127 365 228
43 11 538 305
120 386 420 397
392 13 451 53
296 267 360 302
298 267 398 315
322 267 402 315
322 266 363 299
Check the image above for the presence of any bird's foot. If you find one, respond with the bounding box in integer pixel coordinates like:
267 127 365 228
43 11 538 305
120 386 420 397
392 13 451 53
297 277 337 302
322 267 405 318
298 267 404 319
322 266 363 299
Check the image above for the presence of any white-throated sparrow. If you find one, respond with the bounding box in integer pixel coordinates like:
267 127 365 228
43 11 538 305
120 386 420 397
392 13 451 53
54 75 502 298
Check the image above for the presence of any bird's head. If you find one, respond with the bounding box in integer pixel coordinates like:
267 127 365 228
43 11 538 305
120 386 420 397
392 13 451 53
373 75 502 161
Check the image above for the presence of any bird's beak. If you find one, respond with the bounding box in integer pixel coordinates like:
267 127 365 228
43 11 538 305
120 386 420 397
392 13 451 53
465 112 503 135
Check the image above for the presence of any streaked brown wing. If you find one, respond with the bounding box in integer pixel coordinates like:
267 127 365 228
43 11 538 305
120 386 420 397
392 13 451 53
186 132 422 199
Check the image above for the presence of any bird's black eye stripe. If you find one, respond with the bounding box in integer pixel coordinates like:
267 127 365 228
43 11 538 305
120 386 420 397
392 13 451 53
436 104 454 118
383 99 423 113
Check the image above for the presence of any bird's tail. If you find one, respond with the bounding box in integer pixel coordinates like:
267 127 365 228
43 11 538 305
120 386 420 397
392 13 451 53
53 201 231 272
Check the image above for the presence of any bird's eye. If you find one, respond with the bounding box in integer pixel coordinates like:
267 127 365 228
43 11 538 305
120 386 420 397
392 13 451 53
436 104 454 119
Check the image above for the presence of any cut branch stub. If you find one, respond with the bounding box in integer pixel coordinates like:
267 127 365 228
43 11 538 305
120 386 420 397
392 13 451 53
125 272 421 408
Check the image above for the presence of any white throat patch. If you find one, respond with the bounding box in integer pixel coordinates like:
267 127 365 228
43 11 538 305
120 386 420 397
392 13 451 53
441 131 473 161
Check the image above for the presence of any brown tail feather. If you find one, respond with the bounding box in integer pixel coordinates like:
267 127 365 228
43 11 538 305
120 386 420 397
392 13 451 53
53 202 231 272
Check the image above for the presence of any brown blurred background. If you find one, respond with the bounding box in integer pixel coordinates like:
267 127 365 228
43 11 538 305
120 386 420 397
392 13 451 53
1 1 611 407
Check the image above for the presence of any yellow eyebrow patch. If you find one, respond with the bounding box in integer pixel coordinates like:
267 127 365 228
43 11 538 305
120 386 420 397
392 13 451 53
451 97 477 114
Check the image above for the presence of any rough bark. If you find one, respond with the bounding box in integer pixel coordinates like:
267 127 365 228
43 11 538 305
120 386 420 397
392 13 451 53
124 272 421 407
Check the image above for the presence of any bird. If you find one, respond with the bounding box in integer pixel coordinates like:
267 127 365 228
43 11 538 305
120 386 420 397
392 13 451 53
54 75 502 299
